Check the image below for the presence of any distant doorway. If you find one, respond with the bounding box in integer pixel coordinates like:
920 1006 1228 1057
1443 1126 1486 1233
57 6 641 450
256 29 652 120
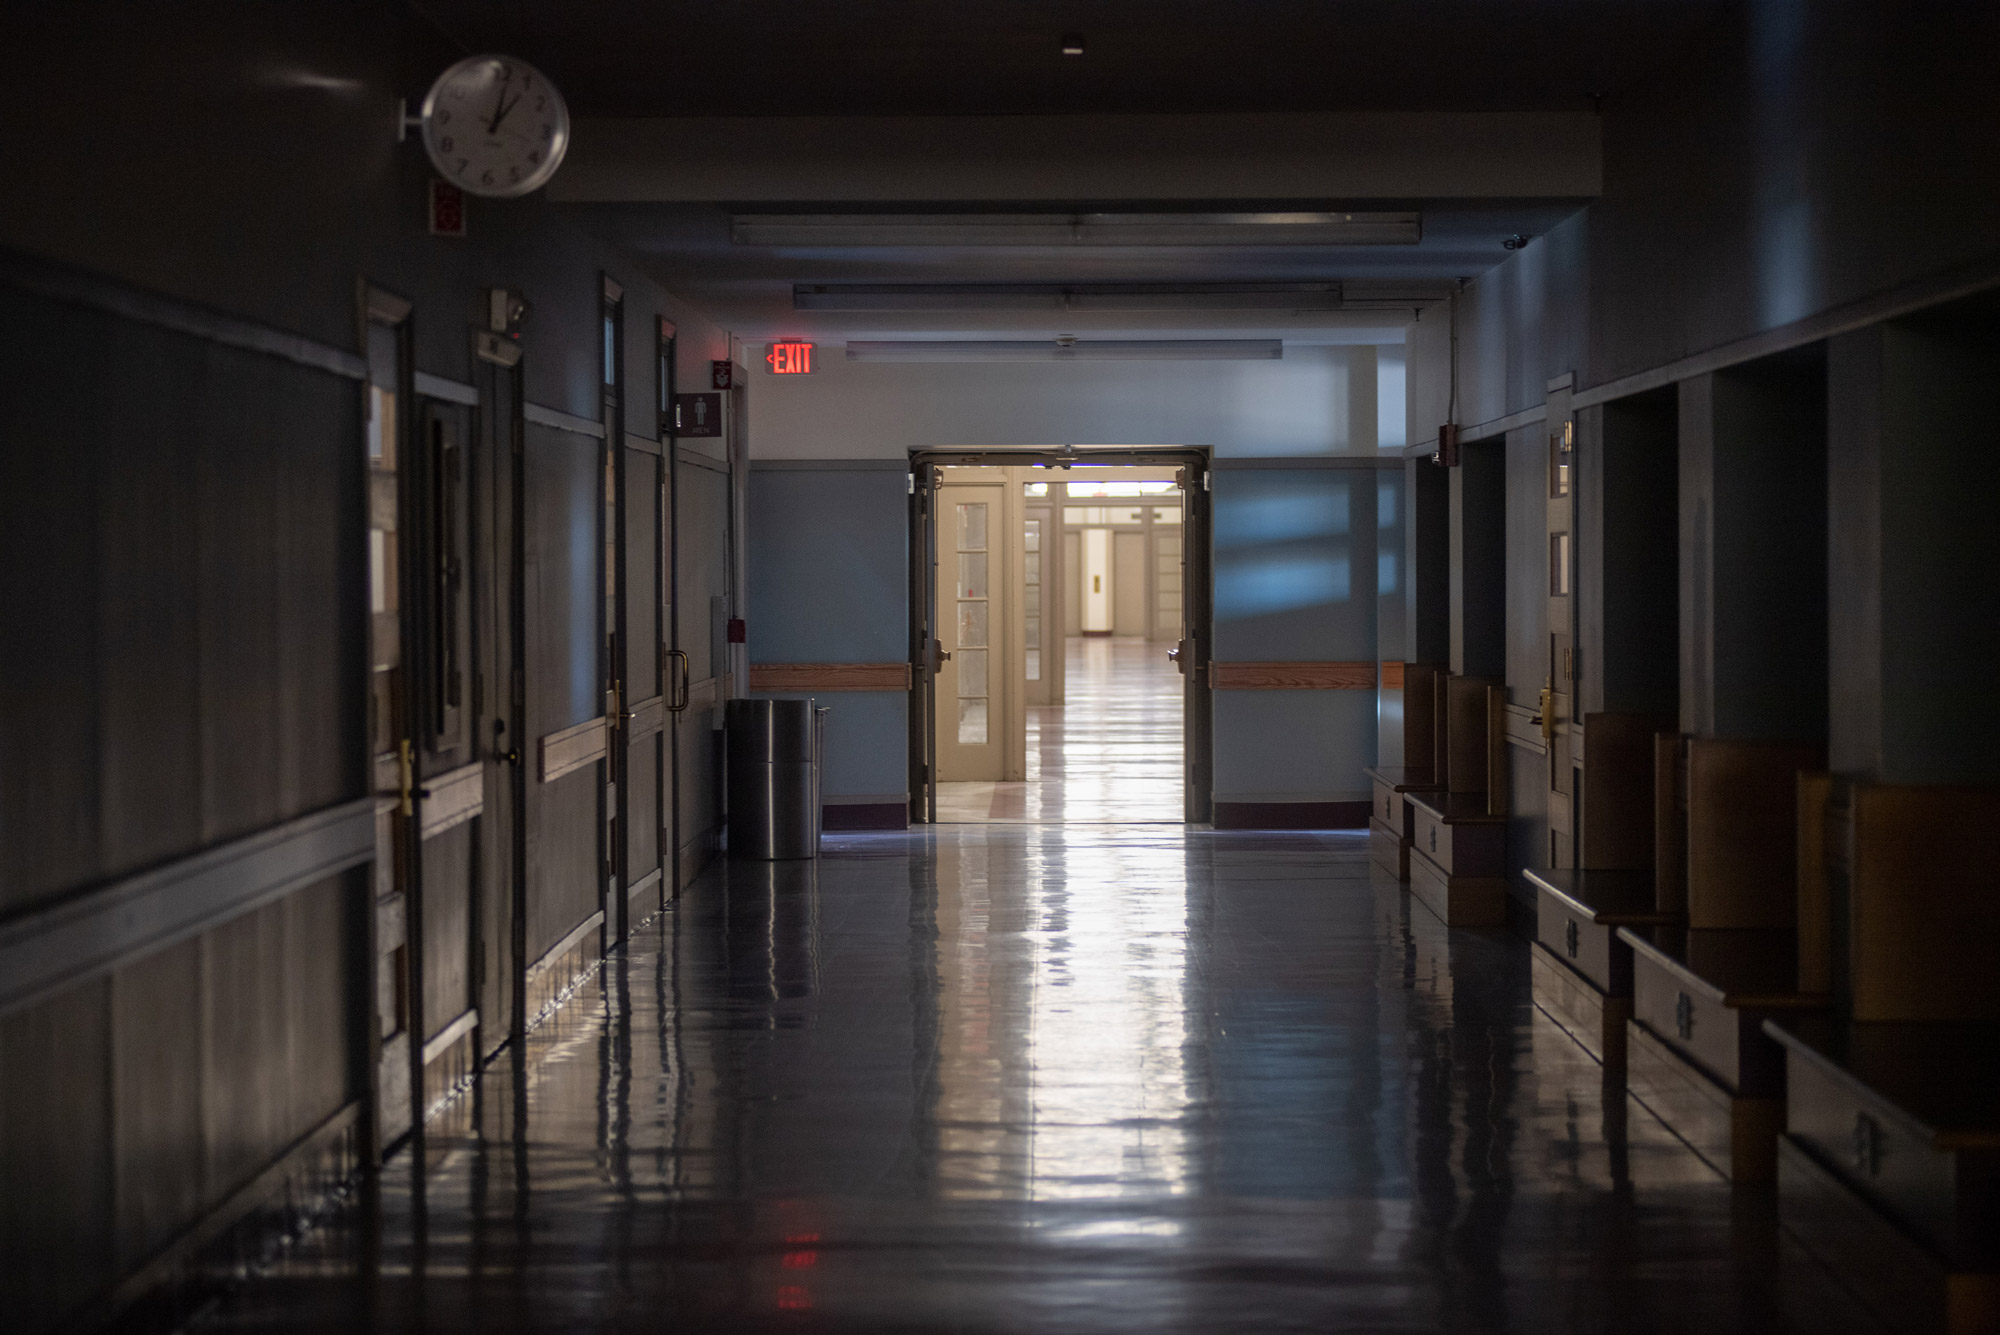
909 449 1212 824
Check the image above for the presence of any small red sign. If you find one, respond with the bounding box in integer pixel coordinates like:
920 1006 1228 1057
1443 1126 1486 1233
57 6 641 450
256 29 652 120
711 359 733 390
429 179 466 238
765 341 814 375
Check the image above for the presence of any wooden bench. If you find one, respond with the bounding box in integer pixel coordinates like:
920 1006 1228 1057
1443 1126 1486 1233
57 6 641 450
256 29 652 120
1766 1016 2000 1334
1526 868 1672 1068
1365 765 1441 881
1622 926 1825 1182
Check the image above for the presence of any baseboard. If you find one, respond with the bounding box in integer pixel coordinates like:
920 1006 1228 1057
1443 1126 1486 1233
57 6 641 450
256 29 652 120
822 802 909 831
90 1101 363 1335
1211 800 1370 830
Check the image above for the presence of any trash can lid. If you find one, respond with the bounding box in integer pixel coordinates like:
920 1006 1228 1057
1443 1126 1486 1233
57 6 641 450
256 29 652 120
725 697 815 761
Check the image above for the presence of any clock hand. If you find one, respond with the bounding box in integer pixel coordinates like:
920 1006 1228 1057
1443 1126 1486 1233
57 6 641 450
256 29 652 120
489 90 523 133
486 79 512 133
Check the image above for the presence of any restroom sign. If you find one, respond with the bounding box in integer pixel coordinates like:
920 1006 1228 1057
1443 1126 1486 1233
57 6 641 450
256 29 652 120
765 341 814 375
672 392 723 437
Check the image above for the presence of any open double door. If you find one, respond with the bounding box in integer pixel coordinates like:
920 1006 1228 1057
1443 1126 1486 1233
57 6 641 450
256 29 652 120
359 285 729 1157
907 449 1213 825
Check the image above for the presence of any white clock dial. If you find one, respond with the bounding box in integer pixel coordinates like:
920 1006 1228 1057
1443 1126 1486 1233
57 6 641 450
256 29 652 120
419 55 569 199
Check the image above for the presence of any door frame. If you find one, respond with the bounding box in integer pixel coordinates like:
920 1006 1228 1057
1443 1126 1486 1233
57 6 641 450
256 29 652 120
907 446 1214 824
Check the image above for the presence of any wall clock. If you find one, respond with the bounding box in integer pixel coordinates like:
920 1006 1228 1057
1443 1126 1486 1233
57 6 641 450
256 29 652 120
419 55 569 199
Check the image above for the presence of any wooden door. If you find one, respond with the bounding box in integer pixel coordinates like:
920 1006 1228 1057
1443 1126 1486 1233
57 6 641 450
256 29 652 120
936 479 1008 780
1023 501 1063 706
361 286 417 1152
412 393 484 1112
1063 528 1083 637
1545 395 1578 867
1151 520 1183 643
1113 530 1147 635
1179 465 1213 823
473 346 524 1054
618 433 667 921
673 438 730 882
519 380 610 1012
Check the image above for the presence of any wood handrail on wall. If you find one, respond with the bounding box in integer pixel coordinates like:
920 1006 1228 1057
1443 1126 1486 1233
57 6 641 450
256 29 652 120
1211 661 1378 690
749 663 912 691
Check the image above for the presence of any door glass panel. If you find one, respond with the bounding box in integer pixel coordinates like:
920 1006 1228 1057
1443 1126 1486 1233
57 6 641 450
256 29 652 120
957 647 988 697
1024 518 1042 680
957 552 988 600
957 698 988 745
955 501 990 744
957 601 988 648
956 501 987 551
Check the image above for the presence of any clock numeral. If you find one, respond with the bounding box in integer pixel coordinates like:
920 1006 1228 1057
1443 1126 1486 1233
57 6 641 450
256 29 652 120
510 166 522 182
482 169 495 185
528 151 541 165
437 108 451 125
534 96 546 111
457 158 469 172
439 135 453 152
542 123 553 135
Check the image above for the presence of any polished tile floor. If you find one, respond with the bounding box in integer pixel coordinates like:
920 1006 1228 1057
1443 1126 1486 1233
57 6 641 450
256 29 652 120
198 829 1880 1333
937 635 1183 823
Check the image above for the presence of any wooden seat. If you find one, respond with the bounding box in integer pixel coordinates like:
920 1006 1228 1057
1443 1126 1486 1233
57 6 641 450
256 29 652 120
1407 791 1506 926
1621 926 1826 1182
1765 1015 2000 1333
1364 764 1441 881
1525 868 1672 1067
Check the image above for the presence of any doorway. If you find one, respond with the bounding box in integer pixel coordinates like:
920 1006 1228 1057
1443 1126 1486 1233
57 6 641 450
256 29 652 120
910 449 1212 824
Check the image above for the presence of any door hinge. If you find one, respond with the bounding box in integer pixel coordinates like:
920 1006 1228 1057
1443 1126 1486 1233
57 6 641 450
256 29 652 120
397 739 415 818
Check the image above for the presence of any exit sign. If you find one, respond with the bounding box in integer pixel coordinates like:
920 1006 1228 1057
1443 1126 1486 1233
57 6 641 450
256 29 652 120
766 341 814 375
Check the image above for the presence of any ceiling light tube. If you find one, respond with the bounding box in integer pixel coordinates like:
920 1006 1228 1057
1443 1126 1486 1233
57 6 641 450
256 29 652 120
794 282 1344 312
844 339 1283 362
735 211 1419 247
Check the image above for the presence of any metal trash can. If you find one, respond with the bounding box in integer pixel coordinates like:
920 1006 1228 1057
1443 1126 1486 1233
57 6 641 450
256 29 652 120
726 698 824 859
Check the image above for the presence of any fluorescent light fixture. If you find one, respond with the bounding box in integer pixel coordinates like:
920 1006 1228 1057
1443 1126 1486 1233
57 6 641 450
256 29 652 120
795 281 1343 312
734 211 1420 247
845 339 1282 362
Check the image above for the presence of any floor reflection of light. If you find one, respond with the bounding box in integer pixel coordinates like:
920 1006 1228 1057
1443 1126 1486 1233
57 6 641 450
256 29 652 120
1020 832 1191 1205
933 829 1195 1215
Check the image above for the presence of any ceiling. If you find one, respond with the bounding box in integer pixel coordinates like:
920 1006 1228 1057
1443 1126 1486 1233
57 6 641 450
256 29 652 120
412 1 1723 342
411 1 1725 118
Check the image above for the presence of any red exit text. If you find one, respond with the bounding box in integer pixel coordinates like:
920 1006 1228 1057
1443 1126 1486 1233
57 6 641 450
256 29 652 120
766 341 815 375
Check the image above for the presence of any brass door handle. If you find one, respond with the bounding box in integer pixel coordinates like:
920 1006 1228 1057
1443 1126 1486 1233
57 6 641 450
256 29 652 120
666 649 691 711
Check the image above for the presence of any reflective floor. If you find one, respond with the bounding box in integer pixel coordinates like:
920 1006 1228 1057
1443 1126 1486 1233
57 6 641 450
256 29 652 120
938 636 1183 822
198 827 1881 1333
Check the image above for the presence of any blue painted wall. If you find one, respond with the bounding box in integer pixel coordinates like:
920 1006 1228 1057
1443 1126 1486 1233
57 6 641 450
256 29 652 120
1211 465 1381 805
747 464 909 802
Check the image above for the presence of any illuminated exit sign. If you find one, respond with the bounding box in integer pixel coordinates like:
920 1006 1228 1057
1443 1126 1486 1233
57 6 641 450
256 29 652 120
765 341 815 375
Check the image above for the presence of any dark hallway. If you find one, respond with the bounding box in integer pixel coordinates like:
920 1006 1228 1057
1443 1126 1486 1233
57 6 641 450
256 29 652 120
7 4 2000 1332
195 830 1870 1334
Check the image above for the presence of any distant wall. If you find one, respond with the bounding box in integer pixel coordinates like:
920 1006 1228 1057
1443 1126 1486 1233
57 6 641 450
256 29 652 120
751 342 1402 459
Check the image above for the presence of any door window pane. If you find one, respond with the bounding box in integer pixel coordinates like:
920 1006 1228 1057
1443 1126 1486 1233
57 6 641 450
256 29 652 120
954 501 991 743
956 647 988 697
957 698 988 745
956 502 987 551
958 601 988 648
957 552 988 600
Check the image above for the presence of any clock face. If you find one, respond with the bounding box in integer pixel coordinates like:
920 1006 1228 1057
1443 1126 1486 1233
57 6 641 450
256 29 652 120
420 56 569 199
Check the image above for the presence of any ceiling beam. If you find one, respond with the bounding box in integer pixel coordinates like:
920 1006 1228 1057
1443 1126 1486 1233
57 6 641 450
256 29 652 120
550 112 1601 203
